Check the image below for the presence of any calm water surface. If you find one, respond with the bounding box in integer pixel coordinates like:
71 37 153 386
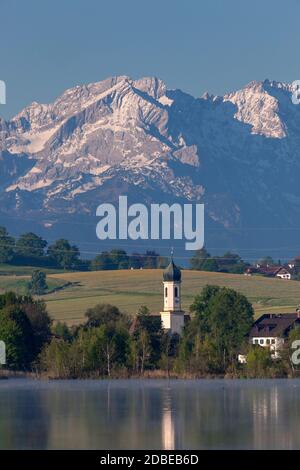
0 378 300 449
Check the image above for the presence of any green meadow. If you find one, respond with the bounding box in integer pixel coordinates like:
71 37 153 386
1 268 299 325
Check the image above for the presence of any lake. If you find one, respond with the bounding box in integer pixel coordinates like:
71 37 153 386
0 378 300 449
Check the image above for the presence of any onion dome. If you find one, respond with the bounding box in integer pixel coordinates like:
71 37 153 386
163 259 181 282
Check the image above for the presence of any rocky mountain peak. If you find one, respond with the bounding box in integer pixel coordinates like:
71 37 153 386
1 76 300 257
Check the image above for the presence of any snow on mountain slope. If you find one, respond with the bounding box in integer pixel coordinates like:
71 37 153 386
1 76 300 256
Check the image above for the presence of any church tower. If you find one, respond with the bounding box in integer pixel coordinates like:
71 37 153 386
160 257 185 335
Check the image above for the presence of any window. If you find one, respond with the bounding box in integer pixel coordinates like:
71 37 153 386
254 339 259 345
165 287 168 297
271 339 276 344
266 339 270 345
174 286 178 298
260 339 264 345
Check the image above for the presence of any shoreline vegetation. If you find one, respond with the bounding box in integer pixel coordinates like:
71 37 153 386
1 369 300 380
1 287 300 380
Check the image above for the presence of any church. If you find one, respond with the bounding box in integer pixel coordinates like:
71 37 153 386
160 258 186 335
130 257 188 336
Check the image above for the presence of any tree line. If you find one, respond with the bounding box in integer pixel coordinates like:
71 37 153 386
0 226 167 271
1 287 299 378
190 249 300 278
189 248 248 273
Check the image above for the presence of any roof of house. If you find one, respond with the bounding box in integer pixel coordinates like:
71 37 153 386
246 265 292 277
276 267 291 275
259 265 282 276
249 313 300 338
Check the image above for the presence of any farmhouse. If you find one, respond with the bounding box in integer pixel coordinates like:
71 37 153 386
244 264 292 280
275 267 292 280
249 311 300 358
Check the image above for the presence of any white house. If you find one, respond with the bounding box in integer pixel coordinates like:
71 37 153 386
275 267 292 280
249 312 300 358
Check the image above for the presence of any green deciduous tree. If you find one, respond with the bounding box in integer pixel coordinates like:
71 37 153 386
91 252 112 271
0 292 51 368
85 303 125 328
16 232 47 259
216 252 247 274
0 303 34 369
180 285 254 374
23 299 52 356
246 346 273 378
190 248 213 271
130 309 162 373
0 226 15 263
47 239 80 269
52 322 73 342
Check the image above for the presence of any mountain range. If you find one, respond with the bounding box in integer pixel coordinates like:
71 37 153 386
1 75 300 260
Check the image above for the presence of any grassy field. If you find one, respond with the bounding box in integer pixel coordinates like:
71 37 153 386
1 268 300 325
32 269 300 324
0 275 69 296
0 264 67 276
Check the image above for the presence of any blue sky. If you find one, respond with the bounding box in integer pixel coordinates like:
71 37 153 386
0 0 299 119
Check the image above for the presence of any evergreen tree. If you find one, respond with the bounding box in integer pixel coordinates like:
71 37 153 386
28 270 48 295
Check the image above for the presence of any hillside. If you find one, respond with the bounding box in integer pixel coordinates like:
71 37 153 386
0 269 297 325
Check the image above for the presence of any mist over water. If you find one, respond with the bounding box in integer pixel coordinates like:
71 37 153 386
1 379 300 450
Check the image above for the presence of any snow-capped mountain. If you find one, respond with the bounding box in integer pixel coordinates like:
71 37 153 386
1 76 300 258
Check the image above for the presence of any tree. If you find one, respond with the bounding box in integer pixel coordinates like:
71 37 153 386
0 302 34 369
16 232 47 259
28 270 48 295
91 252 112 271
109 249 129 269
216 252 247 274
160 332 180 376
129 252 144 269
47 239 80 269
23 300 52 356
85 303 124 328
190 248 215 271
137 305 150 317
78 325 129 376
0 226 15 263
200 258 219 272
185 285 254 373
246 346 273 378
0 292 51 367
257 256 276 266
143 251 160 269
130 310 162 373
52 322 73 342
39 339 73 378
98 325 129 377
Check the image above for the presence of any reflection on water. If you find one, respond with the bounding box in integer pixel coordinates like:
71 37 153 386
162 388 175 450
1 379 300 449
